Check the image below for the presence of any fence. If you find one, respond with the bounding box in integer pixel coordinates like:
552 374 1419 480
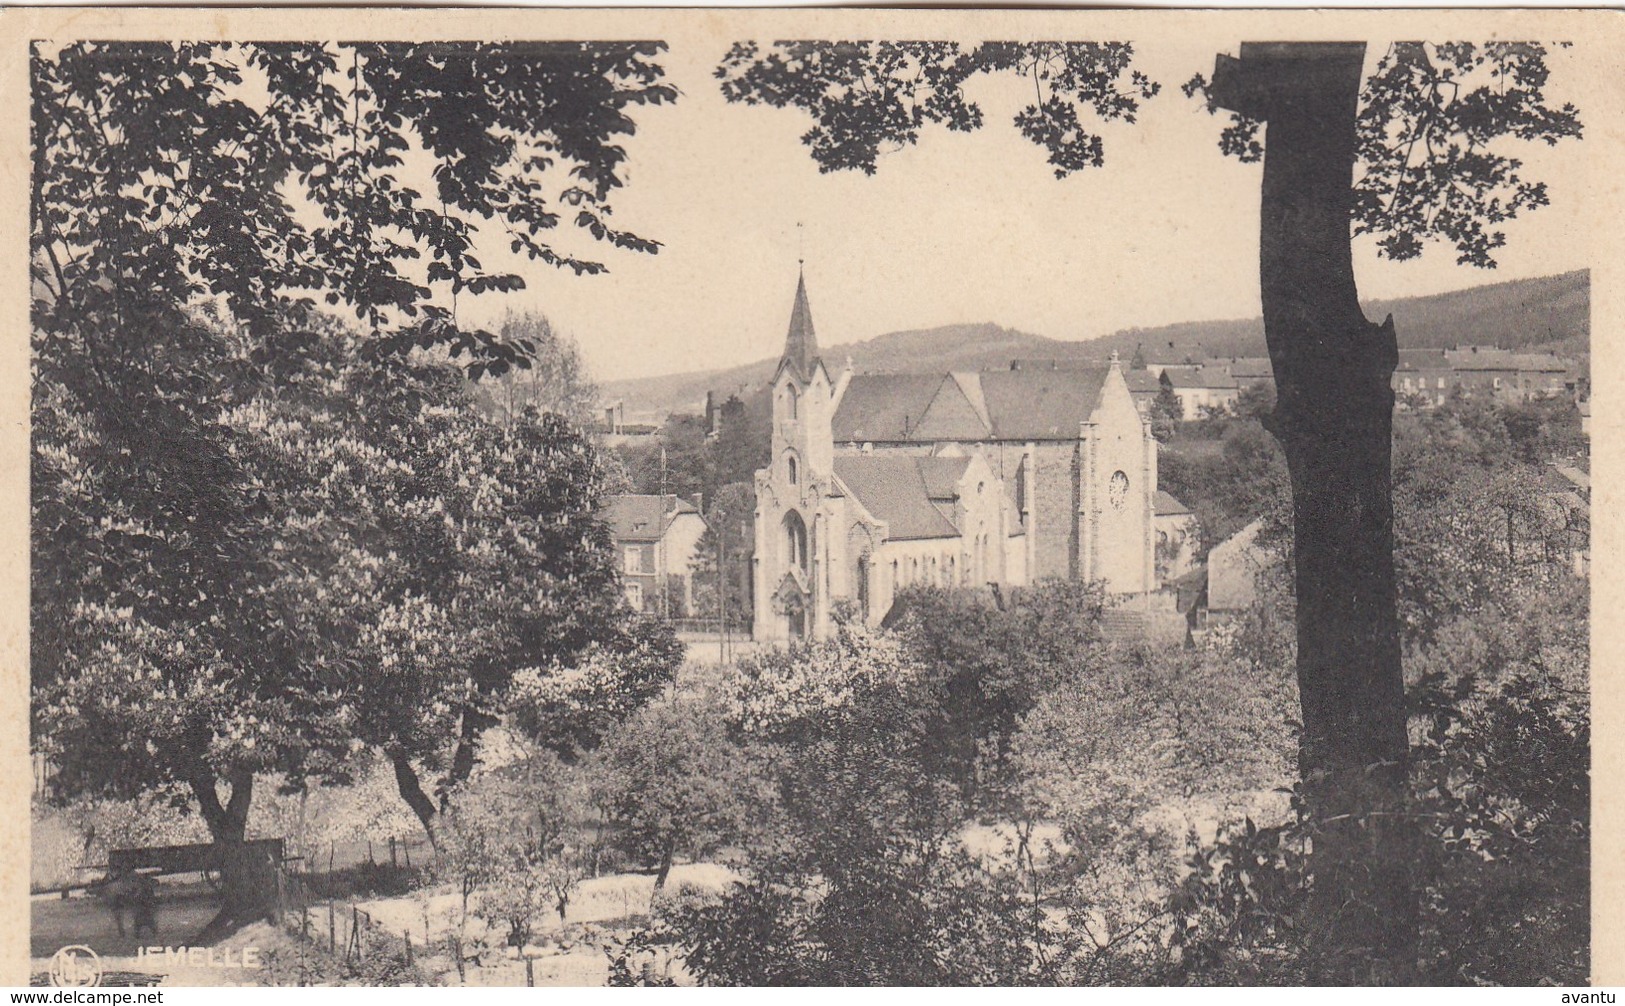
274 865 430 982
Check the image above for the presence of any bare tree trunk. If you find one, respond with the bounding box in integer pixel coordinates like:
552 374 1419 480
653 838 676 894
1210 42 1414 981
190 768 275 944
439 707 495 809
390 749 440 847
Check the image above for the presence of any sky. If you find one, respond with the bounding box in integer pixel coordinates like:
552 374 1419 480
450 34 1595 384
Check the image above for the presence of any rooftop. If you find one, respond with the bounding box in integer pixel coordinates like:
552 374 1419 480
603 494 701 542
832 455 969 540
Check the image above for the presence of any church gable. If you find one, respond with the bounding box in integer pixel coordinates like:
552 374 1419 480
831 374 945 442
1089 366 1148 437
913 375 993 441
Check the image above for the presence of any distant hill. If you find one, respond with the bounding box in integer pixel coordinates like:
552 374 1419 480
601 270 1588 417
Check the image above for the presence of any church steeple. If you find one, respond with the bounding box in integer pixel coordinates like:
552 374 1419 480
781 268 821 382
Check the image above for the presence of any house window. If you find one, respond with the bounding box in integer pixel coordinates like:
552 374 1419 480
624 546 646 575
1437 377 1446 389
624 581 644 609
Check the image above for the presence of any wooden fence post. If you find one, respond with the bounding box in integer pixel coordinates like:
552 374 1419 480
328 899 336 954
390 836 398 870
525 956 535 987
403 930 413 965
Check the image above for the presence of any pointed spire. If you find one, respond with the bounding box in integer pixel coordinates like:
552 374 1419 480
781 267 821 382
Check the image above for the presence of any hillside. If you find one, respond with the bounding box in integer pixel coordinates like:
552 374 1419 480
601 270 1589 417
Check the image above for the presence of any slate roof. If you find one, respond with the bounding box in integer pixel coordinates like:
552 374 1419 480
1155 490 1192 517
1223 357 1274 381
779 271 823 382
832 455 967 540
977 368 1109 439
1397 349 1450 371
603 494 700 542
831 367 1115 443
830 374 947 442
1163 367 1237 390
1123 370 1163 394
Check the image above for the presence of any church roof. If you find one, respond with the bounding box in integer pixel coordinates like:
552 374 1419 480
978 368 1109 439
831 374 956 441
833 455 967 540
832 368 1112 443
1155 490 1192 517
778 270 823 383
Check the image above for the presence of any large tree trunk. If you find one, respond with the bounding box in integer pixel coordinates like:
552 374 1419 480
1210 42 1414 980
439 707 496 810
190 768 277 944
390 749 440 847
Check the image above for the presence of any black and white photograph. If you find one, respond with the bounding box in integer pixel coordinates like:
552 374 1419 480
11 6 1619 989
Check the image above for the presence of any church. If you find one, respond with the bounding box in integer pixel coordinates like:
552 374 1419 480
752 272 1161 643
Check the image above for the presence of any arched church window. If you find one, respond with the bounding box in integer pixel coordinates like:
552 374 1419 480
784 511 809 573
787 454 798 485
785 383 799 420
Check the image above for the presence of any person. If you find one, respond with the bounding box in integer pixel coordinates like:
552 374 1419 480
130 871 159 939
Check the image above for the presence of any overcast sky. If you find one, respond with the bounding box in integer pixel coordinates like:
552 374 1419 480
453 35 1593 384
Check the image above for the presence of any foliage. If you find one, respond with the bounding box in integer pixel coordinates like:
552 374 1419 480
589 691 773 889
504 618 684 759
257 940 432 987
1156 419 1292 555
436 752 589 946
1184 42 1582 267
1011 636 1296 830
33 41 673 371
689 482 756 627
33 305 663 850
32 39 678 864
885 581 1108 807
466 312 601 426
1392 396 1587 645
1158 607 1587 985
612 413 714 501
1149 385 1184 441
716 41 1158 177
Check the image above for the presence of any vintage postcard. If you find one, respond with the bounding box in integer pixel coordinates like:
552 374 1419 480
2 5 1620 989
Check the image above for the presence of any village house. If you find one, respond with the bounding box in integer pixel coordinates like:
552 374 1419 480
1205 518 1276 618
753 272 1160 642
1154 490 1200 582
604 494 708 617
1160 366 1240 420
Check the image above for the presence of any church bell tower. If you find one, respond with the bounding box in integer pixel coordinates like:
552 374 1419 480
755 268 835 641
